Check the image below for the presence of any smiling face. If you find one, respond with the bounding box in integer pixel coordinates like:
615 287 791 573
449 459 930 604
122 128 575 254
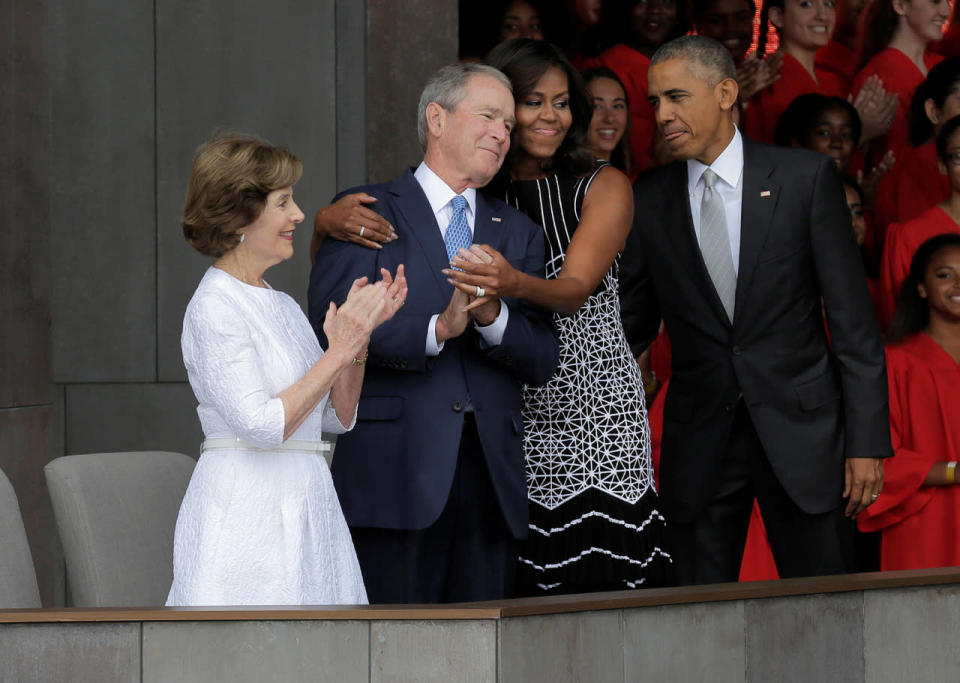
770 0 836 51
238 187 304 266
697 0 756 62
513 66 573 173
586 76 629 160
803 106 855 170
647 57 739 164
631 0 680 51
499 0 545 41
896 0 950 43
427 74 516 191
575 0 604 26
918 244 960 323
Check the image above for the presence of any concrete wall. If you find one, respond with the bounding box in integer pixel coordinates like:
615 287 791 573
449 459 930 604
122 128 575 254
3 583 960 681
0 0 457 606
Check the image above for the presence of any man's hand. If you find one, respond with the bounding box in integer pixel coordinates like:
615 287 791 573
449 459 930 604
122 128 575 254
435 287 471 344
451 244 502 324
843 457 884 518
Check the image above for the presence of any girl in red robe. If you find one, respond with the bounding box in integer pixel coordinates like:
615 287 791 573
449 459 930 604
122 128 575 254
815 0 866 93
587 0 691 173
858 233 960 570
852 0 949 168
878 115 960 327
745 0 849 143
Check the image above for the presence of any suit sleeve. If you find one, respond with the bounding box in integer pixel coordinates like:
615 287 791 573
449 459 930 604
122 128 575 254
809 157 892 460
618 182 662 356
477 215 559 387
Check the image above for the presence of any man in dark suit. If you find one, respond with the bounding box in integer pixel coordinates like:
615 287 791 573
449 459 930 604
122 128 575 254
621 36 891 585
308 63 559 603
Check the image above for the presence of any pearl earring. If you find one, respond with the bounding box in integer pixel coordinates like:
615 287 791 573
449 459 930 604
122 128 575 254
240 233 245 243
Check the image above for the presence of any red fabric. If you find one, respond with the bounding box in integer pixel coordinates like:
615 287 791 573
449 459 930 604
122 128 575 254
936 23 960 58
647 380 779 582
586 45 655 174
858 334 960 570
877 206 959 328
744 53 849 143
852 48 944 168
648 327 672 384
872 143 951 252
815 40 857 95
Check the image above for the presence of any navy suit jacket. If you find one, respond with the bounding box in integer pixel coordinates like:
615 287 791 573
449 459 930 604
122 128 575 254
308 169 559 539
621 138 892 523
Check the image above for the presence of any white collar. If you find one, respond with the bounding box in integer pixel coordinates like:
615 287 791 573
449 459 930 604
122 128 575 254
686 127 744 192
414 162 477 216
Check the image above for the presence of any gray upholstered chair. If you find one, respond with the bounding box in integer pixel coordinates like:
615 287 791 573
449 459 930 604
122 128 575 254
44 451 195 607
0 467 42 608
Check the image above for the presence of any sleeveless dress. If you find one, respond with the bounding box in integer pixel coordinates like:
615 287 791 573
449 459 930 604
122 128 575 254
166 267 367 606
505 166 671 594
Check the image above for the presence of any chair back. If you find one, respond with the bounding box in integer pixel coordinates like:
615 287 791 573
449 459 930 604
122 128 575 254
45 451 195 606
0 467 41 608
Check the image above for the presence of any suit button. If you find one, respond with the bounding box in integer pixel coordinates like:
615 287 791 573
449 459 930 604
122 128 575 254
732 345 742 355
452 401 464 412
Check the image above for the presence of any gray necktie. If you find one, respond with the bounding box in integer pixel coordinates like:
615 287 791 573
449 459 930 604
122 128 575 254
699 168 736 322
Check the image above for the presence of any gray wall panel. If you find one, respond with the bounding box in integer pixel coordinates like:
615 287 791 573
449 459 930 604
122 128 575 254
156 0 338 381
366 0 458 183
624 601 745 682
499 611 624 683
0 622 139 682
49 0 157 383
864 585 960 683
335 0 367 189
746 593 864 682
371 620 496 683
65 383 203 458
0 406 62 608
143 620 368 683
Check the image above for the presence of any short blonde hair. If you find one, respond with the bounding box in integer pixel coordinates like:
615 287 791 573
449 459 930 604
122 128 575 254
182 132 303 257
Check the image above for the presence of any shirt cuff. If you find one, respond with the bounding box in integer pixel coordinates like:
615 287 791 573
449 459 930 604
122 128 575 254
426 314 445 356
474 301 509 347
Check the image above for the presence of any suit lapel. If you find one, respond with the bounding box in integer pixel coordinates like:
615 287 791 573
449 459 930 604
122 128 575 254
735 139 779 324
472 190 504 249
389 169 454 295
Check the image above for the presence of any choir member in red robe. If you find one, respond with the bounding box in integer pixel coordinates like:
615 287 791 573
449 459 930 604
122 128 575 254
816 0 869 92
878 115 960 327
746 0 849 143
859 233 960 570
852 0 949 168
587 0 691 173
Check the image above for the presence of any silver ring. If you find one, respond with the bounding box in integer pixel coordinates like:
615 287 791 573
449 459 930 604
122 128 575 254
476 285 485 298
359 226 366 237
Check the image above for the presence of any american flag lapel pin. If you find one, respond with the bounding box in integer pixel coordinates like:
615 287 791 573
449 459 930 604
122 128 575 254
760 190 772 197
492 216 502 222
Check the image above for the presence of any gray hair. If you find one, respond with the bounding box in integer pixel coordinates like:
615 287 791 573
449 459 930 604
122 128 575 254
417 63 512 151
650 35 737 86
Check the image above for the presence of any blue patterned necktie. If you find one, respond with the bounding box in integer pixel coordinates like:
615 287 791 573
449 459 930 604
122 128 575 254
444 195 472 263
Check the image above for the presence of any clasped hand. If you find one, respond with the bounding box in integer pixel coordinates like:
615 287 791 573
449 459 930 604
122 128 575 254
323 265 407 362
443 244 519 314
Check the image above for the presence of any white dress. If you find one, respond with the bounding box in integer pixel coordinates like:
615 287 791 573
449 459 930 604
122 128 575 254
165 267 368 606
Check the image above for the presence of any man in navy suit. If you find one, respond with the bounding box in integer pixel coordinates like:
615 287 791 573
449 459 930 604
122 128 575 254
308 63 559 603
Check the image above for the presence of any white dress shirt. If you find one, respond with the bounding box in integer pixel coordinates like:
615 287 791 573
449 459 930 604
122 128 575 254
686 128 744 274
414 161 509 355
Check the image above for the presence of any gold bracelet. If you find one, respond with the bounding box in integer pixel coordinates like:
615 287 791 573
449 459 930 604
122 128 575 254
947 461 957 485
352 351 368 366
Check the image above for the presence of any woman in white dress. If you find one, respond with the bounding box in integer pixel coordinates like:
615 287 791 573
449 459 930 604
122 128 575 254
166 133 406 606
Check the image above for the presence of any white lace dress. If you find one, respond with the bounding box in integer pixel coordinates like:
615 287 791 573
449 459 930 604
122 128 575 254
166 267 367 606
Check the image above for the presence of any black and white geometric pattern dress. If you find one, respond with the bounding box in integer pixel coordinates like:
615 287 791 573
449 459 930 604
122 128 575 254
505 164 671 594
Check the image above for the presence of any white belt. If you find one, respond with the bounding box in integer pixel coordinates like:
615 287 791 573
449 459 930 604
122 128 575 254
201 438 333 465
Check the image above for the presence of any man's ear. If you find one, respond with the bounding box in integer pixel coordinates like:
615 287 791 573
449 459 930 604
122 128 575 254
426 101 446 139
717 77 740 111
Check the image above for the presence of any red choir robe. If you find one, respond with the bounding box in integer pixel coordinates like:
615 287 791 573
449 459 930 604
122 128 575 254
872 142 950 257
852 48 944 168
744 53 849 143
936 22 960 58
858 334 960 570
586 44 656 174
877 206 959 328
815 40 857 95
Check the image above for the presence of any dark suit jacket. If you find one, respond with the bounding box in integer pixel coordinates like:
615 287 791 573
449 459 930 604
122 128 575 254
308 168 559 539
621 137 892 523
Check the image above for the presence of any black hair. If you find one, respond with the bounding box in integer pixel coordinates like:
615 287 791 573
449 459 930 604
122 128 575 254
487 38 598 178
855 0 900 72
757 0 785 58
909 58 960 147
598 0 692 53
581 66 633 174
936 114 960 161
690 0 756 31
773 94 862 148
840 173 864 203
888 233 960 341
